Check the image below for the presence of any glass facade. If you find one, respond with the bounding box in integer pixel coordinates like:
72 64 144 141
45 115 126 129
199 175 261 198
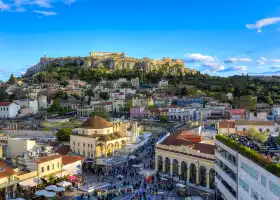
269 181 280 197
216 145 236 165
241 161 258 180
251 188 258 200
216 172 236 197
239 178 249 193
261 175 266 187
216 158 237 181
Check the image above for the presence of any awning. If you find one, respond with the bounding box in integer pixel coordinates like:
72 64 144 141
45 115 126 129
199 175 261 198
56 181 72 188
19 178 42 187
176 183 186 188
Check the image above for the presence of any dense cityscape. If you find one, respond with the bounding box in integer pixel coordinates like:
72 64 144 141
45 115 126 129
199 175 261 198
0 51 279 200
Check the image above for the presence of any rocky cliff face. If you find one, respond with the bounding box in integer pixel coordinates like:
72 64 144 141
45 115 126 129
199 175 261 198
25 55 195 76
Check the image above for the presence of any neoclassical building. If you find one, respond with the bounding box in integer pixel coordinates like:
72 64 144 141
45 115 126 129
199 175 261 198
70 116 127 158
155 129 215 191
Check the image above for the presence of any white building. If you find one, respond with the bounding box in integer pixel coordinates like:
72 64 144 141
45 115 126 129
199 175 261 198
158 79 169 88
215 137 280 200
131 77 139 89
7 138 36 158
235 120 277 133
14 99 38 114
38 95 48 109
0 102 19 119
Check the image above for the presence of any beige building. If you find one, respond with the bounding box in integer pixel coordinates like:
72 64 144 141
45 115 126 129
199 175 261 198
71 116 127 158
7 139 36 158
217 120 236 135
155 129 215 191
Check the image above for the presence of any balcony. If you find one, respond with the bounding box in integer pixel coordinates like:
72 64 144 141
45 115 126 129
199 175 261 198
215 164 237 190
215 178 236 200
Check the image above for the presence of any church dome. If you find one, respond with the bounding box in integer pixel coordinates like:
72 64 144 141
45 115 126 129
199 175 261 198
82 116 112 129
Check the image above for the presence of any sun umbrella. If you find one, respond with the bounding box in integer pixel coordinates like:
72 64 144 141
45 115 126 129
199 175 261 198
43 192 56 198
45 185 58 191
54 187 65 192
56 181 72 187
35 190 47 196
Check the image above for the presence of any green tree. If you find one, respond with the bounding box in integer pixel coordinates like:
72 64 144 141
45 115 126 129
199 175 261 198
48 99 61 113
0 87 9 101
56 128 72 141
99 92 109 100
277 136 280 145
8 74 16 85
90 108 109 120
159 116 168 123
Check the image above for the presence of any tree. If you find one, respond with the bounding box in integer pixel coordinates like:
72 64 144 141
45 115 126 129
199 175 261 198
0 87 9 101
159 116 168 123
56 128 72 141
48 99 61 113
180 87 188 96
99 92 109 100
8 74 16 85
90 109 109 120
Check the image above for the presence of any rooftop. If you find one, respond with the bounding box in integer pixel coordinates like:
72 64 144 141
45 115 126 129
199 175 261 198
0 161 16 179
235 120 275 126
62 155 83 165
216 134 280 177
219 120 235 128
81 116 112 129
0 102 13 106
35 154 62 164
159 129 215 155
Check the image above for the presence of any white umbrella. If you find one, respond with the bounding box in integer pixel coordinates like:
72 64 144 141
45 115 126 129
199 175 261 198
56 181 72 187
45 185 57 191
43 192 56 198
54 187 65 192
35 190 47 196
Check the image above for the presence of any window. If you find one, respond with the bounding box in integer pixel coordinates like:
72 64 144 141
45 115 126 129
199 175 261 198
269 181 280 197
88 152 91 157
47 165 50 171
95 131 97 134
261 175 266 187
241 162 258 180
52 164 54 170
91 144 93 148
239 178 249 192
57 162 60 168
88 144 90 148
251 188 258 200
41 167 44 172
259 128 262 132
73 142 75 146
77 142 79 146
83 143 85 147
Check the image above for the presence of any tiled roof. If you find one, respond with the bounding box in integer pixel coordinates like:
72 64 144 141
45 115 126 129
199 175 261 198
55 145 70 155
229 109 245 115
35 155 62 164
82 116 112 129
235 120 275 126
0 102 12 106
0 161 16 179
160 129 214 155
219 120 236 128
62 155 84 165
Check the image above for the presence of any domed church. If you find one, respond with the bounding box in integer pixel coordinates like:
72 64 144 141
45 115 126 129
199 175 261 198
70 116 127 158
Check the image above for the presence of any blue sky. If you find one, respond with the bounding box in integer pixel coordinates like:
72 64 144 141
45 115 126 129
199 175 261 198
1 0 280 80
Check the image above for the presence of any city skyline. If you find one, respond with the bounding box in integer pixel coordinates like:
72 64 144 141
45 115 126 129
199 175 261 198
1 0 280 80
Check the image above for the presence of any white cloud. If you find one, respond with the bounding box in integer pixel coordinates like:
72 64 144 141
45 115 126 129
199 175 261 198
33 0 51 8
201 62 225 72
33 10 56 16
64 0 75 5
219 65 247 72
224 57 252 63
257 57 280 65
184 53 216 63
0 0 10 10
270 65 280 69
246 17 280 33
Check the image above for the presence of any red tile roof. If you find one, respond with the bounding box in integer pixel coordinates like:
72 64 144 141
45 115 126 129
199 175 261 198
62 155 84 165
35 155 62 164
160 129 214 155
229 109 246 115
0 102 12 106
55 145 70 155
0 161 16 179
219 120 236 128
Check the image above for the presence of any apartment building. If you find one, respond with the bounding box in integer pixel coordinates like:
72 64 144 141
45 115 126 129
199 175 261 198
215 135 280 200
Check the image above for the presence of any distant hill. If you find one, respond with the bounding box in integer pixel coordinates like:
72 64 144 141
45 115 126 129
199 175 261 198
25 52 197 78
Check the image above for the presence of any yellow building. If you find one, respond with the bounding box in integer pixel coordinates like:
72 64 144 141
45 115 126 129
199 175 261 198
155 129 215 191
70 116 127 158
36 155 62 178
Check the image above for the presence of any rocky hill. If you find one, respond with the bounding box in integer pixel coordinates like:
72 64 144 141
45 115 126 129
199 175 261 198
25 52 197 76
